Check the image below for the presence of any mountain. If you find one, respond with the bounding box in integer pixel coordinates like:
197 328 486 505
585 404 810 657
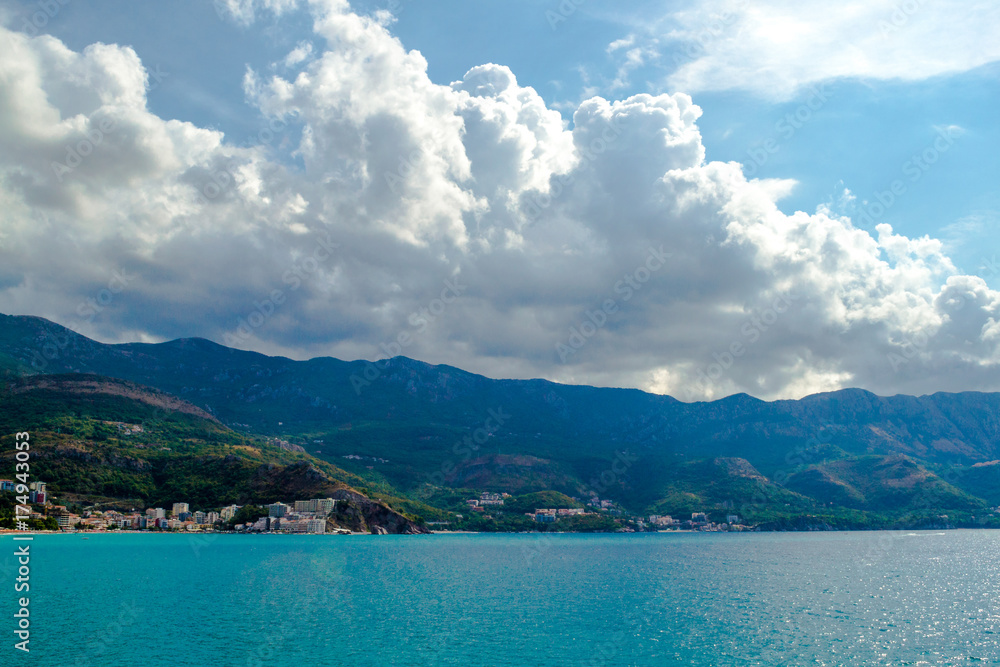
0 371 429 533
2 313 999 528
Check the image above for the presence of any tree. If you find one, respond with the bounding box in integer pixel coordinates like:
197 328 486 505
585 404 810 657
229 504 267 527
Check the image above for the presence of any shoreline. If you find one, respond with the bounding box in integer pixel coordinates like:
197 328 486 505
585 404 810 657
3 526 996 538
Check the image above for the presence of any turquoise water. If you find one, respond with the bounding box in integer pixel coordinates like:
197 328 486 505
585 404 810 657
2 531 998 666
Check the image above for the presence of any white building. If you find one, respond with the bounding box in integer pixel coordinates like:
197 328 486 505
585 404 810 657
479 492 504 506
294 499 318 512
284 519 308 533
293 498 336 515
220 505 240 521
279 518 328 533
172 503 189 517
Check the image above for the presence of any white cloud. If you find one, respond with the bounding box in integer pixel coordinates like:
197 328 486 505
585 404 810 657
607 36 636 54
663 0 1000 99
1 4 1000 401
610 44 658 90
213 0 300 26
282 41 314 68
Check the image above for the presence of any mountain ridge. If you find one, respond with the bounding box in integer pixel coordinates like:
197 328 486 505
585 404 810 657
6 311 991 404
3 313 999 527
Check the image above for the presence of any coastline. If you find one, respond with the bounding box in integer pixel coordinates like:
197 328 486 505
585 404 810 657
4 526 997 539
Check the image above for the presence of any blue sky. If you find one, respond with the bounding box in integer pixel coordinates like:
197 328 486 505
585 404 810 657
2 0 999 399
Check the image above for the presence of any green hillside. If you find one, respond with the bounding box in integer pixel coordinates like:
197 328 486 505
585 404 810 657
2 314 1000 530
0 374 431 532
783 455 983 511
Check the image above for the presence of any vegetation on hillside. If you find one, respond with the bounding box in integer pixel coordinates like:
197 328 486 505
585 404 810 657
0 376 435 533
1 314 999 531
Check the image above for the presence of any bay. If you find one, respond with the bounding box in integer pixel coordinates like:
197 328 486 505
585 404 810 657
3 531 998 666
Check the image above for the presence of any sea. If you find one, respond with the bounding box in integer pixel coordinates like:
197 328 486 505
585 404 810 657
2 530 998 666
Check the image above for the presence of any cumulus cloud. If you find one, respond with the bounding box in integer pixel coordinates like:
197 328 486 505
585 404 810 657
663 0 1000 99
1 1 999 401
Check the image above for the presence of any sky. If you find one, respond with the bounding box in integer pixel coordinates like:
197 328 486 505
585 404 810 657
0 0 999 401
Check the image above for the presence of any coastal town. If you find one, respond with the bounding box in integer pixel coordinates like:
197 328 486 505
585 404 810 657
463 491 750 532
2 479 753 534
0 478 345 533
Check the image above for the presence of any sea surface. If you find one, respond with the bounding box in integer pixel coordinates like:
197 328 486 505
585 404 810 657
2 530 998 666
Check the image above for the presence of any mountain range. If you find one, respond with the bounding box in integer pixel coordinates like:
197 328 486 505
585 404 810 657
2 313 999 529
